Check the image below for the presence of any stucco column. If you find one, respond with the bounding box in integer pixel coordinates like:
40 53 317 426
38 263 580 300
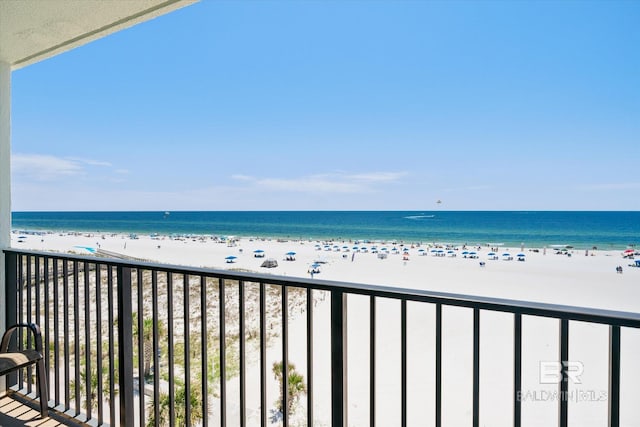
0 61 10 347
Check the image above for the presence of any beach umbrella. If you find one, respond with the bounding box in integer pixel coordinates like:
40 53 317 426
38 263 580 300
254 249 264 253
517 253 526 257
462 251 469 255
286 251 296 256
488 252 496 256
225 255 237 263
623 249 634 255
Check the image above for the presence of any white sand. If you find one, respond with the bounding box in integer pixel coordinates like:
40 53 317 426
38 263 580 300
12 231 640 426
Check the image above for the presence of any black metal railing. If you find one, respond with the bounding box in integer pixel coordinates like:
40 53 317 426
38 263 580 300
4 248 640 426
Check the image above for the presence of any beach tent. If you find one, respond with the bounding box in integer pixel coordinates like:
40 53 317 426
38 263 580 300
261 258 278 268
635 260 640 267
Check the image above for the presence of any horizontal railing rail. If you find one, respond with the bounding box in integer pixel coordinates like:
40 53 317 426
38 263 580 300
4 248 640 427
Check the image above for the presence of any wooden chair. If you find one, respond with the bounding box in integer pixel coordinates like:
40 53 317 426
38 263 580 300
0 323 48 417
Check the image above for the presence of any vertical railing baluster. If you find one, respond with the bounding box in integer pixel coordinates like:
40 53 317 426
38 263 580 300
63 260 70 411
401 299 407 427
282 285 289 427
608 325 621 427
473 308 480 427
331 290 347 427
53 258 60 406
260 283 267 427
35 256 41 390
73 260 80 414
152 270 160 427
167 273 175 425
514 313 522 427
219 278 227 427
26 253 31 323
370 295 376 427
200 276 208 427
117 265 134 426
107 265 116 425
26 255 32 392
184 273 191 427
559 319 569 427
307 288 314 426
16 255 23 388
95 264 103 425
435 303 442 427
137 269 145 427
84 261 92 420
43 256 50 404
239 280 246 427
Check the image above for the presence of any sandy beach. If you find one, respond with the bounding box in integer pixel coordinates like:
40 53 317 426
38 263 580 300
11 231 640 426
13 230 638 311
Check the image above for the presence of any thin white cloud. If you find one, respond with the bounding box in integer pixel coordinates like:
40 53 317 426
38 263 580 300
231 174 254 181
68 157 112 167
257 177 362 193
231 171 407 194
12 154 84 180
12 153 126 182
348 172 408 182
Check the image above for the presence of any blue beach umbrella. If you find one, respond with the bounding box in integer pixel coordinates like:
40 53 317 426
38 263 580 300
254 249 264 253
286 251 296 256
517 253 526 257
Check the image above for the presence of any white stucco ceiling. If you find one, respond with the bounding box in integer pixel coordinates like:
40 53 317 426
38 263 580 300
0 0 197 70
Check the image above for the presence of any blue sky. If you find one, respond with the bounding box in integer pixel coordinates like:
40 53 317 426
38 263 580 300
10 0 640 211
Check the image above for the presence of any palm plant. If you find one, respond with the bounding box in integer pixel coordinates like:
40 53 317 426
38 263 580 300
271 361 306 422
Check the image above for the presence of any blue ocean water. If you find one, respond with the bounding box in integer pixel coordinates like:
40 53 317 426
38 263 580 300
11 211 640 250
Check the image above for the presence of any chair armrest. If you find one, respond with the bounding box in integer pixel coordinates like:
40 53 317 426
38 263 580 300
0 323 43 353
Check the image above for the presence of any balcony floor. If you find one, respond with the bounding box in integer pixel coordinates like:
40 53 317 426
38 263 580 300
0 395 85 427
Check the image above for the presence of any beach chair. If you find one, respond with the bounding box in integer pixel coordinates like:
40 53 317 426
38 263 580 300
0 323 48 417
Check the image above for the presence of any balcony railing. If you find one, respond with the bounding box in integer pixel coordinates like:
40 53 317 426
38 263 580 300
4 248 640 426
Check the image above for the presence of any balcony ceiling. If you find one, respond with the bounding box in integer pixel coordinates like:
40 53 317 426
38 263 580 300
0 0 196 70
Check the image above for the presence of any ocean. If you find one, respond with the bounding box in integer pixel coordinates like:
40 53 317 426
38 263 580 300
11 211 639 250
